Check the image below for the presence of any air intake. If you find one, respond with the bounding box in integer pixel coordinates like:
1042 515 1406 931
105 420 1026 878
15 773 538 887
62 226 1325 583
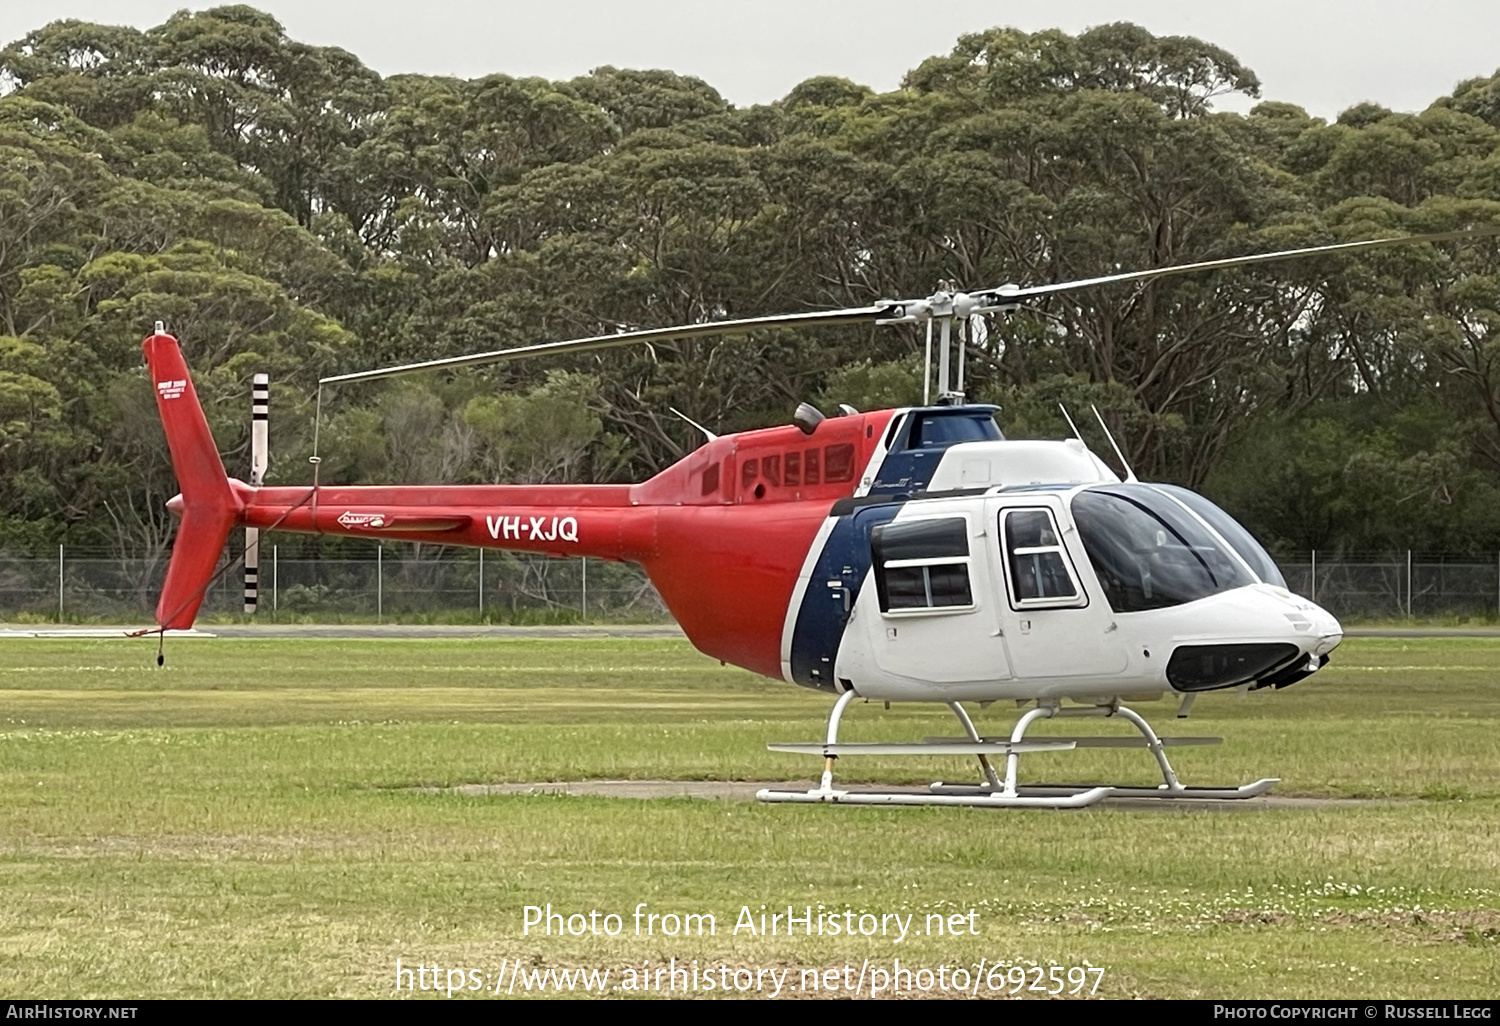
793 402 825 435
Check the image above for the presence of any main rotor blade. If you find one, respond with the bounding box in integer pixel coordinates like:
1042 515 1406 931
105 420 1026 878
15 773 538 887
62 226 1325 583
325 226 1500 386
984 226 1500 304
321 305 881 385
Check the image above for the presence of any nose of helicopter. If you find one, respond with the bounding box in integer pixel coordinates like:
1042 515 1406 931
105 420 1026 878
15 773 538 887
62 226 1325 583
1274 587 1343 657
1163 585 1342 693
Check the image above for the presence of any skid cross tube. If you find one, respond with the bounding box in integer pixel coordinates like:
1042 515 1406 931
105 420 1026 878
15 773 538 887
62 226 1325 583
948 700 1002 791
817 687 859 794
1000 702 1180 797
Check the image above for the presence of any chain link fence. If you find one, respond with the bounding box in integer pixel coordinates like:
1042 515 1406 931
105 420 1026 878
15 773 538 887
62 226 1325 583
0 546 667 623
3 548 1499 624
1279 554 1500 620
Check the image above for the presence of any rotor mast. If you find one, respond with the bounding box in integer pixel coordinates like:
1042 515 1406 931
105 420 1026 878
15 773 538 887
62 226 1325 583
905 280 1020 405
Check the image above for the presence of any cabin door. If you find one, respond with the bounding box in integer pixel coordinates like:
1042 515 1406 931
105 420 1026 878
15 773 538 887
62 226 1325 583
985 496 1127 680
862 509 1011 684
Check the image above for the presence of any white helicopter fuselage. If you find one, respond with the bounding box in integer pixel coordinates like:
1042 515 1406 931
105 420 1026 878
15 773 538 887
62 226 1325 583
788 436 1342 705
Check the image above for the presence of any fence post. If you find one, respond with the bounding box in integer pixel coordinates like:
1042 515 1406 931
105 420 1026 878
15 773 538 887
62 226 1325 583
57 543 63 622
1406 550 1412 619
478 547 484 620
377 545 383 623
581 556 587 619
273 545 279 614
1310 549 1316 603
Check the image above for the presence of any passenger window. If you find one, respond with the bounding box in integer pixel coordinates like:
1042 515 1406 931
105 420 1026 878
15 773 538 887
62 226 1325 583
762 455 780 486
870 517 973 614
701 462 720 496
804 448 820 484
1002 508 1084 608
741 458 758 490
824 443 855 483
785 451 801 486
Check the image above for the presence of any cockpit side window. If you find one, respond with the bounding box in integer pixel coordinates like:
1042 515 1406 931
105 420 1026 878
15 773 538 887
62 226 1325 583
1001 508 1085 609
870 517 974 614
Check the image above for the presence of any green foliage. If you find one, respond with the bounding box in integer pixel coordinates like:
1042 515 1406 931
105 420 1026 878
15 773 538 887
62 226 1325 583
461 370 621 484
817 355 924 412
1208 400 1500 555
1 10 1499 557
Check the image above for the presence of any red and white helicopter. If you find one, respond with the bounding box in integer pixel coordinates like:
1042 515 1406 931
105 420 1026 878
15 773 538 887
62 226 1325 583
142 230 1483 808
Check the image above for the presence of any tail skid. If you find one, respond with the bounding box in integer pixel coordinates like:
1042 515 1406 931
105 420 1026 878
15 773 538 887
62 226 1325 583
144 329 241 629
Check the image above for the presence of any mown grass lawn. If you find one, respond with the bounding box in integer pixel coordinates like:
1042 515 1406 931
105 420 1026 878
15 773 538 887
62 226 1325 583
0 636 1496 998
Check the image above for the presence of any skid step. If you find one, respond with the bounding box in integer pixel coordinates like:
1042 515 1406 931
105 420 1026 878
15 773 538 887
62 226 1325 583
767 740 1075 757
922 735 1222 749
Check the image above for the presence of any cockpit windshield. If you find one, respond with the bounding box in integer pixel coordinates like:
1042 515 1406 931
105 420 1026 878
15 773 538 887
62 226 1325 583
1147 484 1287 589
1070 485 1254 612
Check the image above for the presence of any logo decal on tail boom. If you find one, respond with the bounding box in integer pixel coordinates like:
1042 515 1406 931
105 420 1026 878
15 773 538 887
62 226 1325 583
337 511 388 529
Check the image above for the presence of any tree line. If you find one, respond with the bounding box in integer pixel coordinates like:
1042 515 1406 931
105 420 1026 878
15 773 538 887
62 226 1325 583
1 5 1499 561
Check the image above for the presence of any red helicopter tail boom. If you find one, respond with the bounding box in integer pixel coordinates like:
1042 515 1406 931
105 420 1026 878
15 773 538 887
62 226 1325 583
144 330 242 629
141 328 897 679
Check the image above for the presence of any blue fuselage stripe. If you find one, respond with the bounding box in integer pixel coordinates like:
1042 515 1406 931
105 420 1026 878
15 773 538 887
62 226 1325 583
788 504 901 691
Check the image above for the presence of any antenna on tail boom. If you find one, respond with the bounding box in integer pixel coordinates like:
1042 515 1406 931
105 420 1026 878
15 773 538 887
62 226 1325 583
669 407 718 443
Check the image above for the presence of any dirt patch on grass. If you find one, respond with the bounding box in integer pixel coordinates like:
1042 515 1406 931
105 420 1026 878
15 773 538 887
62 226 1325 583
1320 909 1500 945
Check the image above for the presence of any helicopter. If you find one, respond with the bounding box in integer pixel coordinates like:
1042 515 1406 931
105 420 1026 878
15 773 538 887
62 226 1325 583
142 228 1493 809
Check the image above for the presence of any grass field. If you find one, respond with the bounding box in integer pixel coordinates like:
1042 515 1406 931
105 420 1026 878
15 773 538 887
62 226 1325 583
1 634 1497 999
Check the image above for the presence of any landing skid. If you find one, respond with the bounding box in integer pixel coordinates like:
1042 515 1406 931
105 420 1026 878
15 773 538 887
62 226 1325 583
927 781 1279 800
757 691 1278 809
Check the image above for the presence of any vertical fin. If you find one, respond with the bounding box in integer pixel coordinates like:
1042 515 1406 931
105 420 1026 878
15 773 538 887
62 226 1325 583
143 329 240 629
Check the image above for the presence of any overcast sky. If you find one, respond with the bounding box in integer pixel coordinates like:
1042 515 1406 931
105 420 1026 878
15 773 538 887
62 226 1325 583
2 1 1498 119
